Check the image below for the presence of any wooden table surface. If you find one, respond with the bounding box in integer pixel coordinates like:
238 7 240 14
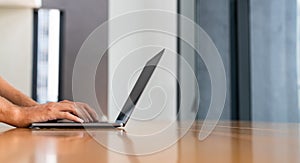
0 121 299 163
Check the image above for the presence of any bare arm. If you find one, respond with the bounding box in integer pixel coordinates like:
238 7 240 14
0 96 87 127
0 77 99 127
0 77 37 107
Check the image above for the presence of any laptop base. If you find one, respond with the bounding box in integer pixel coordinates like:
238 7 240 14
30 122 122 129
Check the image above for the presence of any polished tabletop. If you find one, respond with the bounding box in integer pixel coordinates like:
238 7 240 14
0 121 299 163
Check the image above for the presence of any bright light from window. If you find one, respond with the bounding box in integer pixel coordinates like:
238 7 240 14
36 9 60 103
47 10 60 102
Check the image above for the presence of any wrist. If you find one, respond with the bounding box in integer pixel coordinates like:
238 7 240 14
0 105 22 127
11 105 21 123
10 105 35 128
14 106 33 127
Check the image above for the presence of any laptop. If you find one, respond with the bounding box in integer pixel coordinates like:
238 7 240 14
30 49 165 129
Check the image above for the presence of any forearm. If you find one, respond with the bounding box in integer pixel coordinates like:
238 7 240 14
0 77 38 107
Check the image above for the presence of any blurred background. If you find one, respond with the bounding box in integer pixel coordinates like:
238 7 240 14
0 0 299 123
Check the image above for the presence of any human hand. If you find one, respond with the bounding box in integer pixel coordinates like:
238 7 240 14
14 100 99 127
59 100 100 122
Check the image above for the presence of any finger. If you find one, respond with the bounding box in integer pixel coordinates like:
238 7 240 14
77 103 99 121
55 102 92 122
66 102 93 122
60 100 72 104
74 107 89 122
43 102 77 117
70 102 98 122
56 103 79 116
59 101 99 122
58 112 84 123
75 104 93 122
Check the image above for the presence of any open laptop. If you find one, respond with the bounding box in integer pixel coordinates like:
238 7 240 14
30 49 165 129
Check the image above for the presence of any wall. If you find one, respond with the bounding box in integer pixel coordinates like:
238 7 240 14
42 0 109 114
178 0 198 120
0 9 33 96
108 0 177 122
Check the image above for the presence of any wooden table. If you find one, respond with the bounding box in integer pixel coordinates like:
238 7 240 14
0 121 299 163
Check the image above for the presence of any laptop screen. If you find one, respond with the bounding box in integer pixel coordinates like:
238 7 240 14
115 49 165 126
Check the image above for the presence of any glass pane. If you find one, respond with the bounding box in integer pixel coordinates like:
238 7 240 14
250 0 300 122
179 0 231 120
195 0 231 120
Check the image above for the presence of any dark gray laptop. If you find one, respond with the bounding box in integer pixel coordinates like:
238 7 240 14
30 49 165 129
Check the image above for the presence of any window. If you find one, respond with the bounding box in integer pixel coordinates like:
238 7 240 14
33 9 62 103
250 0 299 122
179 0 300 122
